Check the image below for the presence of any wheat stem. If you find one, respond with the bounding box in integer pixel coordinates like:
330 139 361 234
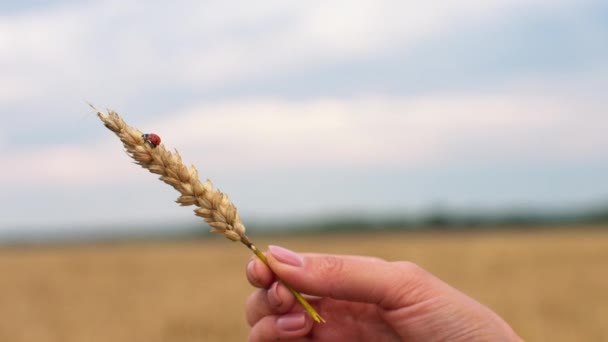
245 240 326 323
239 235 325 323
94 106 325 323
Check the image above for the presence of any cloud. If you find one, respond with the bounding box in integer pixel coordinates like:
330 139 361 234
1 85 606 231
0 126 153 189
2 63 606 190
158 92 606 170
0 0 597 110
171 0 596 87
4 72 606 184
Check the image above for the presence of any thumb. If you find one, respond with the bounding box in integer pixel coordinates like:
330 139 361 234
265 245 441 310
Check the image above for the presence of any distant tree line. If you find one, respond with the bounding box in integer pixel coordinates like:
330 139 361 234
264 203 608 233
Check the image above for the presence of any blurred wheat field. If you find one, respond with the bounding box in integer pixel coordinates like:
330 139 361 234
0 227 606 341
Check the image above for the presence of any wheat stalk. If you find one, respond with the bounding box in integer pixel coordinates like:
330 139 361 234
94 106 325 323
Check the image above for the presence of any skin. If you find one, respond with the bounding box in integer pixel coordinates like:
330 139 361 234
245 245 523 342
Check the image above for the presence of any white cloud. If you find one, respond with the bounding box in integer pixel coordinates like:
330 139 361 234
0 142 139 186
1 76 606 230
149 87 608 171
0 0 595 109
2 69 606 189
176 0 588 86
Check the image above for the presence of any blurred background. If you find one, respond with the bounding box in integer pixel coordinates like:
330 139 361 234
0 0 607 341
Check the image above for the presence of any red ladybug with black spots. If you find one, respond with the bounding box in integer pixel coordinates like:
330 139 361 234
142 133 161 148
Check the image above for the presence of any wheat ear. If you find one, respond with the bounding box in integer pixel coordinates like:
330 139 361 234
94 107 325 323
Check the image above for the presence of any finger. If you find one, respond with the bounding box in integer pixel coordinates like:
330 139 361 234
266 245 443 310
246 257 275 288
248 312 313 342
246 281 298 326
247 252 383 289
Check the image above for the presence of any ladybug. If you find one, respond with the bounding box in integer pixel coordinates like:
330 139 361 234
142 133 161 148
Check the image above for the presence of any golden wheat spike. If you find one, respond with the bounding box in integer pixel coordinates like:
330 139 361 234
94 107 325 323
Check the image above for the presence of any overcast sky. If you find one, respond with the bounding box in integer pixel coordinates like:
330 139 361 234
1 0 607 236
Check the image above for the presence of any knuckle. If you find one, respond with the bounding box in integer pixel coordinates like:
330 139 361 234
315 255 344 276
366 256 386 263
393 260 425 277
313 256 346 299
245 289 266 326
389 261 437 305
392 261 430 288
247 317 283 342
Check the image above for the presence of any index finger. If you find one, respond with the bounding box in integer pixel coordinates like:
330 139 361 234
246 252 385 289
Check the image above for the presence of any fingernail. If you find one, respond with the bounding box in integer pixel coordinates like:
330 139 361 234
247 259 262 285
268 282 283 308
277 312 306 332
268 245 303 267
247 258 256 274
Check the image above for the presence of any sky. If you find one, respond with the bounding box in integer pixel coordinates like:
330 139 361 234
1 0 607 237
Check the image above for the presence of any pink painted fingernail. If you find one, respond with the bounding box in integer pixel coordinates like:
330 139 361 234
268 281 283 308
247 258 256 275
277 312 306 332
247 258 265 287
268 245 303 267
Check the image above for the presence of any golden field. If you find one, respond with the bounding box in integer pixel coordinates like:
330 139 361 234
0 227 606 341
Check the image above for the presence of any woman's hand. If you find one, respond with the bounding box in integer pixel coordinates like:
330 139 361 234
245 245 522 341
